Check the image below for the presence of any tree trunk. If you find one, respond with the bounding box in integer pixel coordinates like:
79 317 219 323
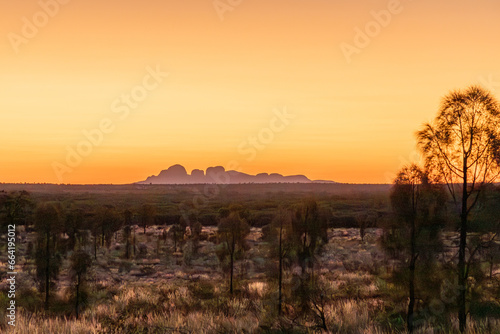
94 232 97 260
133 227 136 256
230 251 234 294
230 237 235 294
278 225 283 315
75 274 80 319
301 232 308 274
321 310 327 330
45 231 50 310
458 162 468 333
125 237 130 259
101 226 105 247
174 232 177 252
407 217 416 333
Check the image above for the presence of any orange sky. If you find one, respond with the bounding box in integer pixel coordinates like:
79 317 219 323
1 0 500 184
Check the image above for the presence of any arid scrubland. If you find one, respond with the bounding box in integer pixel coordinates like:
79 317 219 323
1 225 499 333
1 184 499 333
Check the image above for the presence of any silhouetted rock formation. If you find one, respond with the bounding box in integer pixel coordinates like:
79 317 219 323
137 165 336 184
190 169 205 183
153 164 189 183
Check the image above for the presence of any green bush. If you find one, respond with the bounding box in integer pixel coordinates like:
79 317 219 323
119 260 133 273
16 287 43 313
188 280 215 300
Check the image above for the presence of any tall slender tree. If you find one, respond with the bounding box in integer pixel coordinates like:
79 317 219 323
263 208 293 315
65 206 85 251
70 250 92 319
217 211 250 294
292 199 328 275
34 202 64 310
139 204 156 234
390 164 447 332
121 209 133 259
92 206 121 258
170 217 187 252
392 165 424 333
416 85 500 332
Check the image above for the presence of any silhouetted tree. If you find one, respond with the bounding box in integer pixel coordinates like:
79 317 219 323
170 216 187 252
390 164 447 332
65 206 85 251
190 221 203 255
355 209 377 242
34 202 64 310
139 204 156 234
92 206 121 258
292 199 328 275
0 190 32 229
70 250 92 319
462 185 500 319
263 208 293 315
287 200 329 326
469 186 500 278
217 211 250 294
122 209 133 259
416 85 500 332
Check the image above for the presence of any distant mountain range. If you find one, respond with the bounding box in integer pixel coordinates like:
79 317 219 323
136 164 336 184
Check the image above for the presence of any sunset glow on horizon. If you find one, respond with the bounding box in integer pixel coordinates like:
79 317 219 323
1 0 500 184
